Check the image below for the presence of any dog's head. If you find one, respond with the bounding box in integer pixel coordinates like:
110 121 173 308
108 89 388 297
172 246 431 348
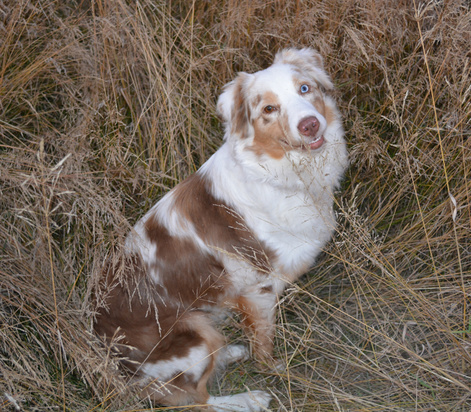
217 48 342 160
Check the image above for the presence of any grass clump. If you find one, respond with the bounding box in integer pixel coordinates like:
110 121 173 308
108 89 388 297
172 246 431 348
1 0 470 410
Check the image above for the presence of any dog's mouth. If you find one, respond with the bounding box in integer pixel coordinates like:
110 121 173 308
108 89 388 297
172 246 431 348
281 135 325 151
307 135 324 150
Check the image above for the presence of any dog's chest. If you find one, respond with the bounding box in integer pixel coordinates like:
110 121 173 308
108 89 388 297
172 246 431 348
242 189 335 278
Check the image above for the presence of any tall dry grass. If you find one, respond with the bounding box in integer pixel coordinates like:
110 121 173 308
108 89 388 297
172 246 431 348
1 0 470 410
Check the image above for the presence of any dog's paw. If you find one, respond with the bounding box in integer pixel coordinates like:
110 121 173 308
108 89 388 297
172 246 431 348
207 390 272 411
248 390 272 410
220 344 250 366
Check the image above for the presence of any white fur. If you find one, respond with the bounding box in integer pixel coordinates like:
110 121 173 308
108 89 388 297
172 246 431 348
207 391 272 412
141 345 210 382
200 132 345 286
219 344 250 365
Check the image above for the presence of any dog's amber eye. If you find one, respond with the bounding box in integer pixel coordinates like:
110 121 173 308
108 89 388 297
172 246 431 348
263 105 276 114
300 84 310 94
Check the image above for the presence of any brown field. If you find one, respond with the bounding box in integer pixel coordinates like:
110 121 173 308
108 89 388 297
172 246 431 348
1 0 470 410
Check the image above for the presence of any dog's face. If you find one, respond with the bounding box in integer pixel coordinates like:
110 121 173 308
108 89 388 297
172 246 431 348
217 48 341 160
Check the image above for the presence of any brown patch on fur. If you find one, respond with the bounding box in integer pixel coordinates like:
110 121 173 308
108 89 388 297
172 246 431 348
249 91 288 159
253 93 262 107
171 172 274 274
310 95 339 127
139 311 224 408
95 256 204 361
231 74 251 138
324 102 337 125
144 215 228 308
276 49 323 71
251 118 286 159
261 91 279 106
93 168 277 406
313 96 326 117
94 172 275 400
94 256 225 407
141 377 210 408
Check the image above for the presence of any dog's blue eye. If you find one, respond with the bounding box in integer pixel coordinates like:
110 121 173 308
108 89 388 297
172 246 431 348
300 84 310 94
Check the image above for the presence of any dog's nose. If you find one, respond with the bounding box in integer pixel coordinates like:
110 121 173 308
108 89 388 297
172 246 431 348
297 116 319 137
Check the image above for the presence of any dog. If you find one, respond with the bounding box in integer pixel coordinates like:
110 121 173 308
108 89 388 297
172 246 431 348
94 48 348 411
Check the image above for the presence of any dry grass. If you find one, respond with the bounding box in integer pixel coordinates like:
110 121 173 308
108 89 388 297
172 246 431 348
1 0 470 410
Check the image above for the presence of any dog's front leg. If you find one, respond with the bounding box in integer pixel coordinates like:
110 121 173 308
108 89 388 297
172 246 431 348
235 288 277 361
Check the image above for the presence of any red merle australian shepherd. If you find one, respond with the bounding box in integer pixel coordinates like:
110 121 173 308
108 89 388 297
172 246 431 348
94 48 348 411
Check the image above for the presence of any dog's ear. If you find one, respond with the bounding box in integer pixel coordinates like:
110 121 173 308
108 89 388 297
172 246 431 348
274 48 334 91
217 73 253 139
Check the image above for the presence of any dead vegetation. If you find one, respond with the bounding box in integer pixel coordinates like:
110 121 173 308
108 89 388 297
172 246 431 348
1 0 470 410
